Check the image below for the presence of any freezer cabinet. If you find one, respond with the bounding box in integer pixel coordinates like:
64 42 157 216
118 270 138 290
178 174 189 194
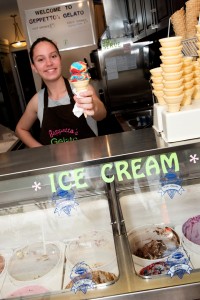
0 129 200 299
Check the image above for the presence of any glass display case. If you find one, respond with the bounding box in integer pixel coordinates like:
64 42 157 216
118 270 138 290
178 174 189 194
0 128 200 300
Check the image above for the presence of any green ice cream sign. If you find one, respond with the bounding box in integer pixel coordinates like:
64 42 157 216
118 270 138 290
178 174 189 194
49 152 179 192
101 152 179 183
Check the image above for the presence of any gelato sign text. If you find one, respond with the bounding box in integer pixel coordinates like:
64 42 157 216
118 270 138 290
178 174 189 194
48 153 179 192
28 5 85 24
25 0 95 50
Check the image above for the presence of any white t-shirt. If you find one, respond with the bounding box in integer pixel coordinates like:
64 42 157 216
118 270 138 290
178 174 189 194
37 88 98 136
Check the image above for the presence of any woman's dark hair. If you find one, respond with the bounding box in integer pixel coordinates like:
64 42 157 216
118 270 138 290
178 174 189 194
29 37 60 64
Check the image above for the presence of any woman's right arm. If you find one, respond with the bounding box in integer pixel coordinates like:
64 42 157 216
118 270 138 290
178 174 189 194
15 94 42 148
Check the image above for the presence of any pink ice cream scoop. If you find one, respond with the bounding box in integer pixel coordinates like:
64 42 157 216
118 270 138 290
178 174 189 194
8 285 49 297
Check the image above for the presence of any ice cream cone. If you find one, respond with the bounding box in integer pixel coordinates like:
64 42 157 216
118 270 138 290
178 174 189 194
192 84 200 100
181 86 194 106
163 94 184 113
167 103 181 113
71 79 90 93
69 61 91 118
71 79 90 117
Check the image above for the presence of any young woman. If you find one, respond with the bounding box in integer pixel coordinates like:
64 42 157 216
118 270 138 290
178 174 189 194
15 37 107 147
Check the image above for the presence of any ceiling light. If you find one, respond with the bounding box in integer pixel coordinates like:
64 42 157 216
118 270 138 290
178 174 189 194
10 14 27 48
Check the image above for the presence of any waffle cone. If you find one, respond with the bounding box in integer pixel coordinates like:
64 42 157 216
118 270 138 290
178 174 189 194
171 7 186 38
185 0 200 38
167 103 181 112
71 80 90 92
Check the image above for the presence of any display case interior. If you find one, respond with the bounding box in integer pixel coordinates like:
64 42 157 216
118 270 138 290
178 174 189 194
0 162 121 299
115 146 200 279
0 131 200 299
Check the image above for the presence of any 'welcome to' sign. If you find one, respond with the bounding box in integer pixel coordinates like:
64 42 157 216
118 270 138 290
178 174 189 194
25 0 96 50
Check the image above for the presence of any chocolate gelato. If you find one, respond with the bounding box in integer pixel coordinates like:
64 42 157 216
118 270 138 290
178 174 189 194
135 239 167 260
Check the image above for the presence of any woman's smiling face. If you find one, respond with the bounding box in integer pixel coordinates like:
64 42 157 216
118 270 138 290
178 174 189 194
31 41 62 81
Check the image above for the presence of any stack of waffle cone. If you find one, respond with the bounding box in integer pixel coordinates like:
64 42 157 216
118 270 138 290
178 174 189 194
150 67 165 105
181 56 194 106
190 26 200 101
192 59 200 100
158 36 184 112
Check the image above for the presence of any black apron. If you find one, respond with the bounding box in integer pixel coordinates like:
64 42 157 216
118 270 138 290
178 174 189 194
39 78 96 145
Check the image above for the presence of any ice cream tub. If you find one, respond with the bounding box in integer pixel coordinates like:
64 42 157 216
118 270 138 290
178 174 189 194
0 252 7 291
139 261 169 277
7 242 62 284
128 225 180 267
64 230 119 289
66 230 117 273
182 215 200 254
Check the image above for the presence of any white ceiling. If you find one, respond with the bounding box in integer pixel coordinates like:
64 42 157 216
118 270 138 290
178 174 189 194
0 0 19 20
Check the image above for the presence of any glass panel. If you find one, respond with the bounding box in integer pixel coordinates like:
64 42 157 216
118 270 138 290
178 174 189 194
118 147 200 281
0 162 119 298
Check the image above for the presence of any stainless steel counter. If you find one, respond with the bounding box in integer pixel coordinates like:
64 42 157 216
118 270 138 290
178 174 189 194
0 124 20 153
1 127 200 179
0 128 159 178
